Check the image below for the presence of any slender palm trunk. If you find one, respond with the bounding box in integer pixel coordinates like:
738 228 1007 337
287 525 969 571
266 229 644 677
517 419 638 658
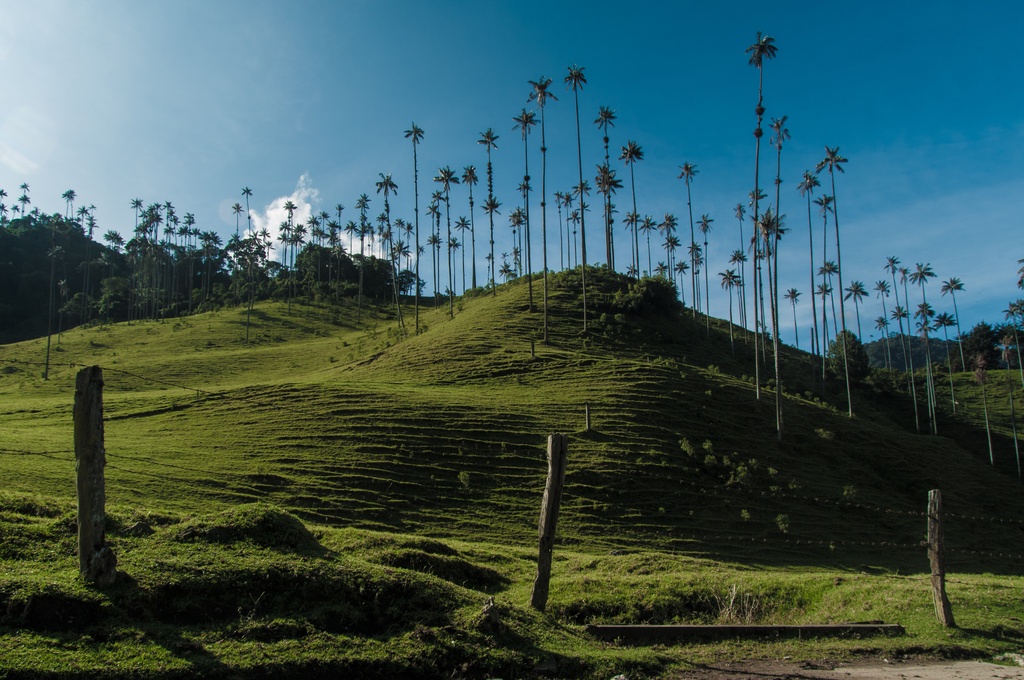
487 154 496 297
829 170 852 417
878 294 892 369
950 291 965 370
540 108 550 343
521 135 533 312
903 279 920 432
806 194 818 359
686 183 696 318
572 88 587 332
446 192 454 318
981 381 994 465
941 326 955 413
703 236 711 336
413 143 421 333
791 301 799 348
751 66 765 401
469 182 477 291
630 165 639 278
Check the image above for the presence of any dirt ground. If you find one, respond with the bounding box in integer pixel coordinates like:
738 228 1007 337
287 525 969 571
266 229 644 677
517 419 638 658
668 657 1024 680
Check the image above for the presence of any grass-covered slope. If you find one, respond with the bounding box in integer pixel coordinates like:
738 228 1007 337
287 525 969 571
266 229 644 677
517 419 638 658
2 271 1023 677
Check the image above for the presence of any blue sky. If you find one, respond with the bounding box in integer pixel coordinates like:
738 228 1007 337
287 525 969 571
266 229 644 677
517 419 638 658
1 0 1021 347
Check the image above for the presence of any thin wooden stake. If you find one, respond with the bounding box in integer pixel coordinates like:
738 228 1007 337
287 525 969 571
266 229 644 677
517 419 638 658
531 433 568 612
75 366 117 586
584 403 591 431
927 489 955 627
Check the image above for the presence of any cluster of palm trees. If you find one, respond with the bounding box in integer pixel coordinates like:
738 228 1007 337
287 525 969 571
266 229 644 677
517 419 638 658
6 31 1024 436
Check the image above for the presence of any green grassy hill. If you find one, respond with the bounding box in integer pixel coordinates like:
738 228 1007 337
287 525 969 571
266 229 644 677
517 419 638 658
2 271 1023 678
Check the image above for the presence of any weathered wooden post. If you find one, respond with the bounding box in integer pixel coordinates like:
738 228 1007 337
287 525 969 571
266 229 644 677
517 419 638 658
530 433 568 612
927 489 955 627
584 403 591 431
75 366 117 587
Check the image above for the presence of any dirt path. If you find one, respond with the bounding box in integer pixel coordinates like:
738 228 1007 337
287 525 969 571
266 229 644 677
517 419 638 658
669 658 1024 679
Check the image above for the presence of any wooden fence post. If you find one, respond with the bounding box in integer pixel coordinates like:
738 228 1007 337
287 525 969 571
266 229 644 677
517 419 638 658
75 366 117 587
584 403 591 431
531 433 568 612
927 489 955 627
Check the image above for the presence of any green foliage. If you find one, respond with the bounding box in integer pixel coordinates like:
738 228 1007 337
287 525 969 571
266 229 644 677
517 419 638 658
960 321 1002 371
3 276 1024 675
609 276 682 316
826 330 870 382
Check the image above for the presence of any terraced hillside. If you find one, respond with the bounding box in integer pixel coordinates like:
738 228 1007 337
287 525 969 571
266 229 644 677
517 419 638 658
3 271 1021 573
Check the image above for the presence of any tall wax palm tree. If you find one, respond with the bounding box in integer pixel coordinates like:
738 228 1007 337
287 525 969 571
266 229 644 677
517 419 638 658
874 317 891 367
376 172 404 329
816 282 833 370
659 213 679 276
565 64 589 331
674 261 689 305
454 216 470 292
732 203 748 328
885 256 912 376
461 165 479 290
594 105 616 267
758 207 785 435
729 249 748 329
553 190 566 270
698 213 715 333
746 31 778 403
242 187 253 235
639 215 656 276
689 243 703 312
478 128 499 296
816 146 851 417
896 275 922 432
529 76 557 342
62 189 76 220
818 260 839 338
426 198 441 300
663 234 681 280
797 171 820 357
620 140 644 278
940 277 966 370
282 199 298 314
512 108 537 310
355 194 370 321
595 164 623 259
934 311 958 412
784 288 801 348
874 280 893 369
910 263 938 433
434 166 460 318
769 116 789 346
1005 300 1024 389
814 194 834 350
679 163 699 315
720 269 741 353
844 280 868 338
915 301 939 428
405 123 425 332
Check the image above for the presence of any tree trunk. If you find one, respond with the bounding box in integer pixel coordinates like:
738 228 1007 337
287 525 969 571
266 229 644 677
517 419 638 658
75 366 117 586
531 434 568 612
927 489 955 627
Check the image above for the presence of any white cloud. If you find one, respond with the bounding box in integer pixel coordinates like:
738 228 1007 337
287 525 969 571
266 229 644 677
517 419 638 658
248 173 320 263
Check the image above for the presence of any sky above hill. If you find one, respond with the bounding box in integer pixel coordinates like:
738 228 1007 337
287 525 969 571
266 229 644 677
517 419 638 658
1 0 1021 348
